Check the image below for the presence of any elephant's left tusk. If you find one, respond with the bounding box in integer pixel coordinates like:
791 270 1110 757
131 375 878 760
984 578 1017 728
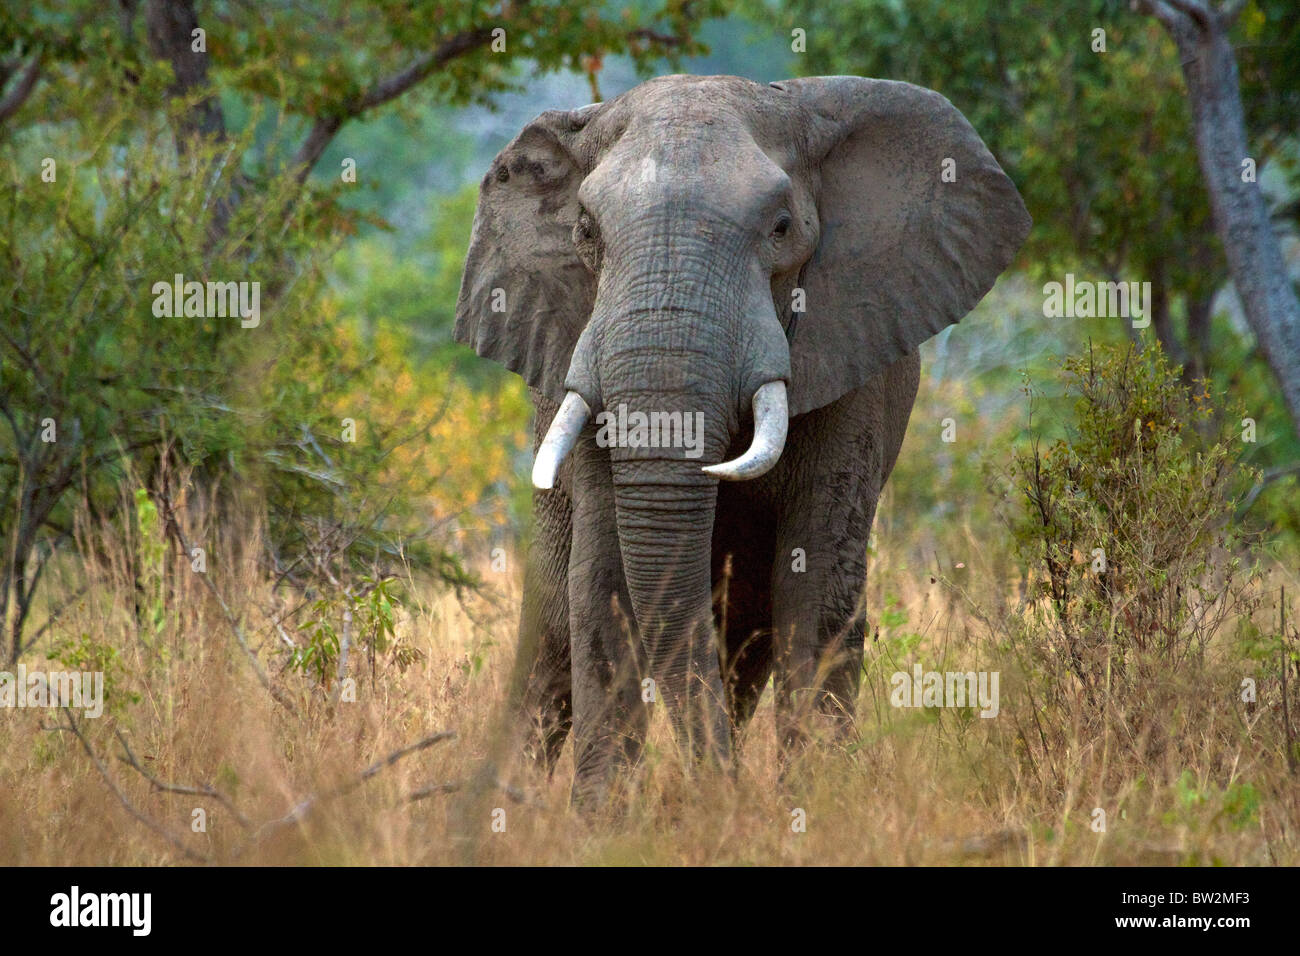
532 391 591 489
702 381 788 481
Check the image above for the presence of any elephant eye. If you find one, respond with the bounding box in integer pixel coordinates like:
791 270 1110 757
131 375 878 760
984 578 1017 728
574 204 600 241
771 214 792 240
572 208 601 272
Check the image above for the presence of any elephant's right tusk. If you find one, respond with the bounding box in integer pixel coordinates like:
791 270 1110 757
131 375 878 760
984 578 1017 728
532 391 591 489
702 380 788 481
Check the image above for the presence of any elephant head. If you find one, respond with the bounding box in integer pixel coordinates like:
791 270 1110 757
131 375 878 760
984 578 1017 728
455 75 1029 753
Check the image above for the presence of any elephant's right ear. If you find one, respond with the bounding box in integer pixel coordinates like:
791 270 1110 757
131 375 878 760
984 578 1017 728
775 77 1031 416
454 107 599 401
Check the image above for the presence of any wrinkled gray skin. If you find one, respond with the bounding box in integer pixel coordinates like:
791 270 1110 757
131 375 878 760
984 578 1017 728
454 75 1030 805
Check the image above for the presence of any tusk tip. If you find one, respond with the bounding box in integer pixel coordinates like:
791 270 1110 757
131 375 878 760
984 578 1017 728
532 453 558 489
701 463 742 480
530 390 591 490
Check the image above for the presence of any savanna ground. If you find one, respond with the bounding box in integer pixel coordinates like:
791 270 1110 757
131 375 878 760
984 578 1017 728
3 343 1296 867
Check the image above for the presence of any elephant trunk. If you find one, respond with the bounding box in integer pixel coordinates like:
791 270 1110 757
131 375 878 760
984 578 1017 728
611 467 729 763
595 290 736 761
592 300 777 764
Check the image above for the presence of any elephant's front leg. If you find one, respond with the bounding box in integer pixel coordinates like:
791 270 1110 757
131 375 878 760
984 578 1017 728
510 483 574 773
769 361 916 760
508 392 575 773
567 438 649 807
770 447 878 757
771 530 870 756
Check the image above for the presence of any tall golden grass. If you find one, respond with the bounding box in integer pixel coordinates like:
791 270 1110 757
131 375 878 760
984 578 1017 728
1 469 1296 866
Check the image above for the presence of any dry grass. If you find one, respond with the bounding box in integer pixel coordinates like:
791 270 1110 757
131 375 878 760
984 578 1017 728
1 483 1297 866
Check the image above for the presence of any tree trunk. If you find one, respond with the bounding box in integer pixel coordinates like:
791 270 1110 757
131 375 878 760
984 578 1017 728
1149 259 1191 369
144 0 241 237
1145 0 1300 441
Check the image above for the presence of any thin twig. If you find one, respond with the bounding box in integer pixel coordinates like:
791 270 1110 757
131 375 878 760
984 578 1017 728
237 730 457 853
1239 461 1300 512
156 489 299 716
115 730 254 829
408 776 542 808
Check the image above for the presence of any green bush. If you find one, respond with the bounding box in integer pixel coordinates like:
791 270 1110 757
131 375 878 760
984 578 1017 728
1002 343 1259 697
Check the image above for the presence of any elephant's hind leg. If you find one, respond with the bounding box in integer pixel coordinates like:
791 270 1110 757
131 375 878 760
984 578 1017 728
712 493 777 743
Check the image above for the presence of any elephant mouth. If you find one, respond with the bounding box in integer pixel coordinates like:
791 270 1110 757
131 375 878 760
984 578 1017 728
531 380 789 489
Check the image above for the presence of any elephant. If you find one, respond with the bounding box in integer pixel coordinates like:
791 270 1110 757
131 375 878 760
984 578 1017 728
453 74 1030 804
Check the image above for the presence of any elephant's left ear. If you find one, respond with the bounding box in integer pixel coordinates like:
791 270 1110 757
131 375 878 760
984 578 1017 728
774 76 1031 416
454 105 602 403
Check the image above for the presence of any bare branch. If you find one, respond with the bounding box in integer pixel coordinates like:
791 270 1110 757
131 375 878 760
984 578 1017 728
0 52 42 127
627 27 692 47
1163 0 1214 28
238 730 456 852
357 730 457 782
1136 0 1192 35
64 715 455 862
409 776 541 808
156 489 299 716
357 29 495 113
287 1 703 184
18 585 89 659
408 781 460 800
1239 461 1300 512
290 27 495 181
1220 0 1248 26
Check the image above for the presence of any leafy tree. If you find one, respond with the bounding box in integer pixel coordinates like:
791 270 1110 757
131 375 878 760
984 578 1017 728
0 0 716 661
1135 0 1300 444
